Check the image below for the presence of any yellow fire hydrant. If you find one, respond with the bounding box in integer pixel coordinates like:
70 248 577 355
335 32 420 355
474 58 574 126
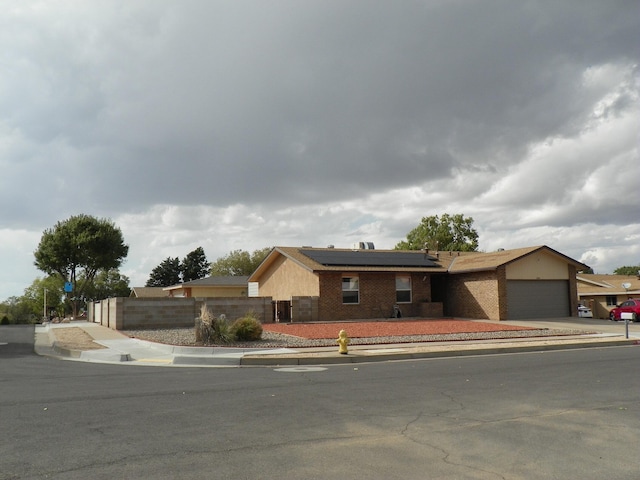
337 329 350 354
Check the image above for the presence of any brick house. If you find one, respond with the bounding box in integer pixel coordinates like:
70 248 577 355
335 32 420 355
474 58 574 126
248 245 587 321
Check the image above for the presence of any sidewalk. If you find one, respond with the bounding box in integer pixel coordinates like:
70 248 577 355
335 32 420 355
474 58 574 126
35 319 640 368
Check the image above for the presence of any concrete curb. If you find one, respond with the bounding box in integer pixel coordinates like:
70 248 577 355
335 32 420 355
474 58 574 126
239 337 639 366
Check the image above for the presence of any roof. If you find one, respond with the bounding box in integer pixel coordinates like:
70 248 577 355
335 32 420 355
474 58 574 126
448 245 588 273
129 287 169 298
163 276 249 291
577 274 640 296
249 247 449 280
248 245 588 281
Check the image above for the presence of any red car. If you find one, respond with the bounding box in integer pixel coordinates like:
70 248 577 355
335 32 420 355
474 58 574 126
609 299 640 321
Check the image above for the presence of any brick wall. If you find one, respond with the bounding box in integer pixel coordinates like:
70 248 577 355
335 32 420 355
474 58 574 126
567 264 578 317
446 270 501 320
317 272 434 321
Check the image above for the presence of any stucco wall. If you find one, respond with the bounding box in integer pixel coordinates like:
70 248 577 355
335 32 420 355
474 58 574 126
192 286 247 297
506 252 569 280
257 256 319 299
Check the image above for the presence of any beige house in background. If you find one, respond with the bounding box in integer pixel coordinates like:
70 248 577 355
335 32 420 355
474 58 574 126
129 287 169 298
577 274 640 319
249 245 587 321
163 276 249 298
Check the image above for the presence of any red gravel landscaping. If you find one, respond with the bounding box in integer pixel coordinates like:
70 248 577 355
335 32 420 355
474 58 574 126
262 319 536 340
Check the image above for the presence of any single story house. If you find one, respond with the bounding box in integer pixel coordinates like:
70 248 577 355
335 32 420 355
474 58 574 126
577 274 640 319
248 245 588 321
163 276 249 298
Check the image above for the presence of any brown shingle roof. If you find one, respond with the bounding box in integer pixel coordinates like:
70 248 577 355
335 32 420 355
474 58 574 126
577 274 640 296
448 245 588 273
249 245 589 281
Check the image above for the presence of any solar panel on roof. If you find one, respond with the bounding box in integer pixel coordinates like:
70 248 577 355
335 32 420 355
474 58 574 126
300 249 438 268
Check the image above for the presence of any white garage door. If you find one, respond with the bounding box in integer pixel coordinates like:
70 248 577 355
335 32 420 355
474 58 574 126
506 280 570 319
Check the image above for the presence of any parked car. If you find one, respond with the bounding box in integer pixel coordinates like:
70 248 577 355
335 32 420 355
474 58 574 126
577 305 593 318
609 299 640 321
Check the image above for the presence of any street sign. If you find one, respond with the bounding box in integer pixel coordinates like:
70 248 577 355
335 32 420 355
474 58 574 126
64 282 73 293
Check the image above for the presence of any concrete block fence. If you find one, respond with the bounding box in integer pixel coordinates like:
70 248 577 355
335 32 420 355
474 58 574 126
88 297 274 330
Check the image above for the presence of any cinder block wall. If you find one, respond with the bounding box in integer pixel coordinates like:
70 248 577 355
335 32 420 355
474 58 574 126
93 296 273 330
200 297 273 323
122 298 198 329
291 296 319 322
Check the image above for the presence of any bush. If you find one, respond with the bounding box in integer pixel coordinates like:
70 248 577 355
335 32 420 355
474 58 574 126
1 315 9 325
211 315 234 344
231 312 263 341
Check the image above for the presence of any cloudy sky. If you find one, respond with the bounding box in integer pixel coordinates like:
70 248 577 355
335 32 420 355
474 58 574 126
1 0 638 300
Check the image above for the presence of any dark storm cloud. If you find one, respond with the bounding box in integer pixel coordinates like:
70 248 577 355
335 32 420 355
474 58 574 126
2 0 637 223
0 1 638 298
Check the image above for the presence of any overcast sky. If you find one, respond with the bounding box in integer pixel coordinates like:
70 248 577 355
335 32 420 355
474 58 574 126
1 1 639 300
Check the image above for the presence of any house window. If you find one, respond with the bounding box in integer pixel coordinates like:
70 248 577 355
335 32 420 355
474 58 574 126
342 276 359 304
396 275 412 303
606 296 617 306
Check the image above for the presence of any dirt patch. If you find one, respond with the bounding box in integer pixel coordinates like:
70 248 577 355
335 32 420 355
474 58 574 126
263 319 536 340
53 327 107 351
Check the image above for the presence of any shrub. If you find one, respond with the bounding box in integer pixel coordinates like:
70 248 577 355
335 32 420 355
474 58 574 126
211 314 234 344
231 312 263 341
1 315 9 325
196 305 234 344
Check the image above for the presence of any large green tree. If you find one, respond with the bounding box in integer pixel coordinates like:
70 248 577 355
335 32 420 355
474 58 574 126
395 214 479 252
210 247 271 276
181 247 210 282
613 265 640 276
34 215 129 316
146 257 181 287
83 269 131 300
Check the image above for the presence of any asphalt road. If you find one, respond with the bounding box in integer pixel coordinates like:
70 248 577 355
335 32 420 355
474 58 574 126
1 325 639 480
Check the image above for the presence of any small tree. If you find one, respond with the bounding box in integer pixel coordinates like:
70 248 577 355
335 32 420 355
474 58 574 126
146 257 182 287
395 214 479 252
34 215 129 317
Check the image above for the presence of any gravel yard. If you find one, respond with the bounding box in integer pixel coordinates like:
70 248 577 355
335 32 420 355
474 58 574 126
125 320 590 349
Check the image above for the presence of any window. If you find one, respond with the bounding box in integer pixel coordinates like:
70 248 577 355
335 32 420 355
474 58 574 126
342 276 359 304
606 296 617 306
396 275 412 303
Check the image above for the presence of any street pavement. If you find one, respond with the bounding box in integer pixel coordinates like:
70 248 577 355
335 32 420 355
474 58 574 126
32 317 640 367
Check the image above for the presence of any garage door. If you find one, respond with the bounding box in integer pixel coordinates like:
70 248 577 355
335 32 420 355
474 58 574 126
506 280 570 319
